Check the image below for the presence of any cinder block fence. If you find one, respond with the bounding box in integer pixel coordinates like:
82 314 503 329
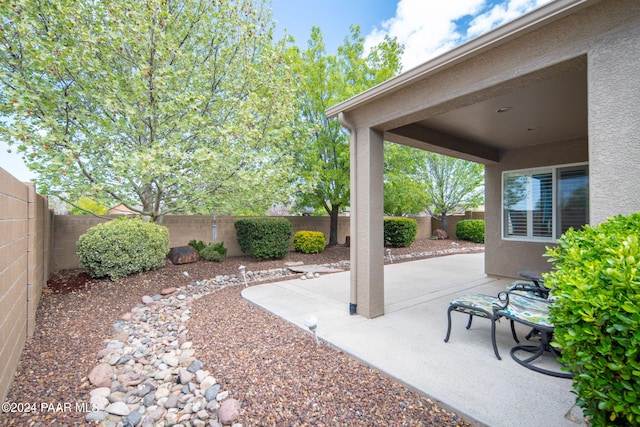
0 168 52 404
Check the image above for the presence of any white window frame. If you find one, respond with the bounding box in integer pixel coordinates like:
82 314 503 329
502 162 588 243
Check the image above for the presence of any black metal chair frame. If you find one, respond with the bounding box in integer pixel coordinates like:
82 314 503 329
492 291 572 379
444 294 518 360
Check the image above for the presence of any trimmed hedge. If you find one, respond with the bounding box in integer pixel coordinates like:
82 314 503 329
76 217 169 280
235 217 292 260
384 217 417 248
456 219 485 243
294 231 326 254
545 213 640 426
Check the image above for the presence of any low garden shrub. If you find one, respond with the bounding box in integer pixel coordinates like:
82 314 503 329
545 213 640 426
188 239 206 252
293 231 326 254
235 217 292 260
384 217 417 247
188 240 227 261
456 219 485 243
77 217 169 280
199 242 228 262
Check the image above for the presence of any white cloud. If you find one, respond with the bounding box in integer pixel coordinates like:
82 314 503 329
365 0 553 71
467 0 552 37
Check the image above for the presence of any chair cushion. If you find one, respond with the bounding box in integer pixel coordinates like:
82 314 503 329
449 293 498 318
500 294 553 328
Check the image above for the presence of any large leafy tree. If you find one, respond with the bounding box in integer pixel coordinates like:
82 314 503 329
0 0 297 221
421 153 484 231
383 143 429 216
292 26 402 245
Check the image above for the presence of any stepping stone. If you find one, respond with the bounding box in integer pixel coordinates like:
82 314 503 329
287 264 343 274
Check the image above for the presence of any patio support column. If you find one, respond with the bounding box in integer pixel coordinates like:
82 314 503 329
588 23 640 223
345 116 384 319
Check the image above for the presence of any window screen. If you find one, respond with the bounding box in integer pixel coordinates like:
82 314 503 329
503 164 588 241
558 165 589 234
531 172 553 237
504 174 528 236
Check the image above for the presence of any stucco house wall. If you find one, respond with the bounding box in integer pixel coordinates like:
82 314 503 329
587 19 640 224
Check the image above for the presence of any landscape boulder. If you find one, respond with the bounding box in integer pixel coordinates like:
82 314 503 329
433 229 449 240
168 246 200 265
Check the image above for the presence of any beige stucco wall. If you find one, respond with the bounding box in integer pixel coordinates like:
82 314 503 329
587 17 640 224
0 168 52 404
431 211 485 238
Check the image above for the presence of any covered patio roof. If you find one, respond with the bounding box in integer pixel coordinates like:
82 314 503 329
324 0 640 318
326 0 590 164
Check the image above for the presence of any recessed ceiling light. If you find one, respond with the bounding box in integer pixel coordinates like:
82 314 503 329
496 107 512 113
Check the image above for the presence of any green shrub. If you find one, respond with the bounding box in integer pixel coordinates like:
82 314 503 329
188 239 206 252
293 231 326 254
384 217 417 247
76 217 169 280
545 213 640 426
456 219 485 243
199 242 227 262
235 217 292 260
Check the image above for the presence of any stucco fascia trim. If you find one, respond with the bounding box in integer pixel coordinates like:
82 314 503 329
325 0 597 119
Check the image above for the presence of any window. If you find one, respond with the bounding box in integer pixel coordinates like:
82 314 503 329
503 164 588 241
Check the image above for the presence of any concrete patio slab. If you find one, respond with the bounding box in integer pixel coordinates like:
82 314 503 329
242 253 585 427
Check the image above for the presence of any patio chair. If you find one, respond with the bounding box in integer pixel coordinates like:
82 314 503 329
444 293 518 360
507 280 553 339
492 290 572 378
444 280 551 359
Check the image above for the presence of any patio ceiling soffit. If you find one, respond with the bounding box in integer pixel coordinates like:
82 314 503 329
385 123 500 165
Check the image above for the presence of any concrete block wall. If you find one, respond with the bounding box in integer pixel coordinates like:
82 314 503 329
52 215 106 272
430 211 485 238
0 168 51 404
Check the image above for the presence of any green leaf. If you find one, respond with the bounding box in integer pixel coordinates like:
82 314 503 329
622 301 638 313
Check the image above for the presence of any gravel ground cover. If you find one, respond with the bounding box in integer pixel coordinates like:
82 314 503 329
1 238 482 426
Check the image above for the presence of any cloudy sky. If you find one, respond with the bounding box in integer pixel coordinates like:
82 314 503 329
272 0 553 69
1 0 553 181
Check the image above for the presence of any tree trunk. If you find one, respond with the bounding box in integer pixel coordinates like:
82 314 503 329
440 213 448 234
328 204 340 246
